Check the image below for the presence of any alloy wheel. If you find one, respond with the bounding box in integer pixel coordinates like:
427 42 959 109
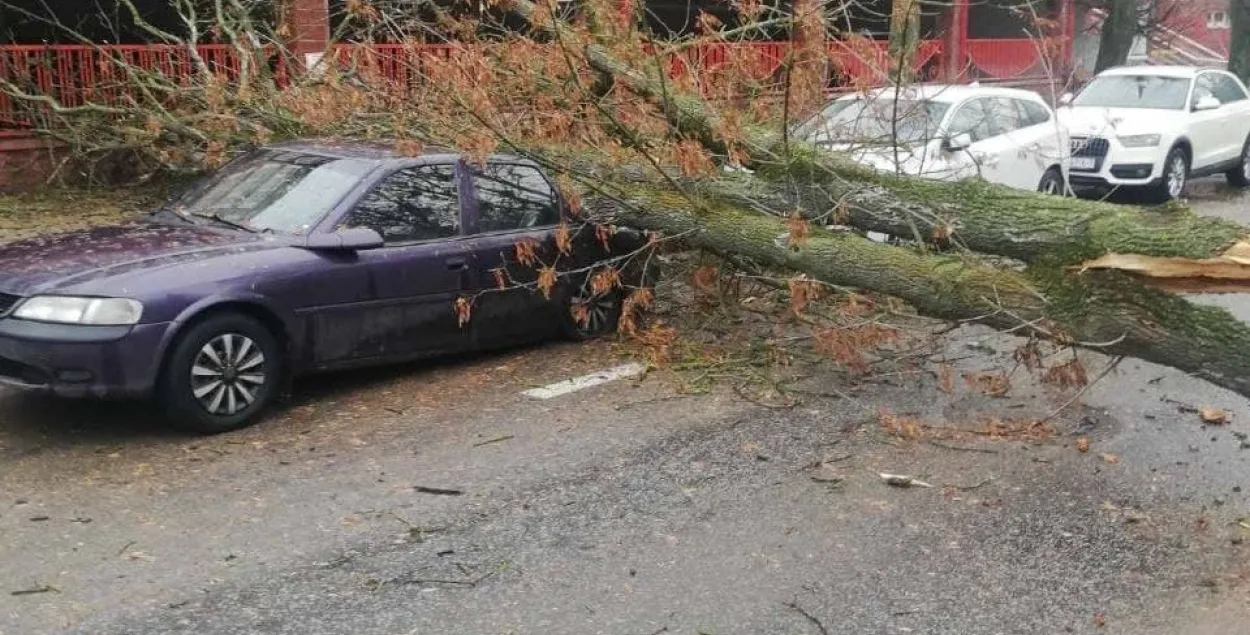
1040 176 1062 195
1242 147 1250 182
190 333 267 416
572 290 619 337
1167 154 1187 198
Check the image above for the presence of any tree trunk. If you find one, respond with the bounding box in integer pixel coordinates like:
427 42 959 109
887 0 921 84
1231 0 1250 84
586 186 1250 399
1094 0 1137 72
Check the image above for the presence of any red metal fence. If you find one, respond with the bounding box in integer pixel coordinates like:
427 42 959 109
1 38 1056 127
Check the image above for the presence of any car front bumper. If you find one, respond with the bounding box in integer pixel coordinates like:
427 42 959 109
0 319 170 398
1068 140 1166 189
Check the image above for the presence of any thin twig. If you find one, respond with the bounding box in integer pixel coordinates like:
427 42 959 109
1036 355 1125 426
783 601 830 635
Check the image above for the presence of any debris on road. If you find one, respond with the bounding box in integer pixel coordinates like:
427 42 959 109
1199 407 1230 425
414 486 465 496
472 435 515 448
880 473 933 488
1076 437 1091 453
10 584 58 596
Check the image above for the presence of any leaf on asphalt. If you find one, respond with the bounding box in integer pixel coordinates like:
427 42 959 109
1199 407 1229 425
879 473 933 488
1099 453 1119 464
1093 612 1107 627
1075 436 1090 452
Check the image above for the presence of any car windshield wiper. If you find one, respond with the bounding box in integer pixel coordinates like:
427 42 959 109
192 212 259 234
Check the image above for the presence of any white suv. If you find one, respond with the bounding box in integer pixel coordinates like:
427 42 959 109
1058 65 1250 200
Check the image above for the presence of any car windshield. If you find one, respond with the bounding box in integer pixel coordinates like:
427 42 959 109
798 98 951 146
171 149 375 234
1072 75 1191 110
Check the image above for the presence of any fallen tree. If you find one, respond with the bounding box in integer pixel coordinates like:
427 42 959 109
8 0 1250 401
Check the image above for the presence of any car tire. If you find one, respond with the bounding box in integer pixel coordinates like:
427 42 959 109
1227 137 1250 188
1152 146 1189 202
562 284 624 342
1037 167 1066 195
159 312 283 434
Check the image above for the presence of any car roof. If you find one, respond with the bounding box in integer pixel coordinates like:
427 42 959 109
838 83 1046 104
1096 65 1218 79
262 139 533 166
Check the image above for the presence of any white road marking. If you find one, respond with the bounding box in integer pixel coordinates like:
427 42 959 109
521 363 647 400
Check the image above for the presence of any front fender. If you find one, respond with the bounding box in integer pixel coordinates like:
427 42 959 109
152 292 304 377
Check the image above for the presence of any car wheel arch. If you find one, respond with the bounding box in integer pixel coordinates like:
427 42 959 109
153 299 296 393
1171 138 1193 163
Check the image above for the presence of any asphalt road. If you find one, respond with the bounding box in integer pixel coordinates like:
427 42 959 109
3 181 1250 635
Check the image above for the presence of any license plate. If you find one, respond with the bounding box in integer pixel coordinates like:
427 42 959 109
1071 157 1097 171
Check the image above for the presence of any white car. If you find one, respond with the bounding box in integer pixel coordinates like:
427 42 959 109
1058 65 1250 200
794 84 1070 194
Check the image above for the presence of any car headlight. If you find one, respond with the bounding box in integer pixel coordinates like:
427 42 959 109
1118 134 1162 148
12 296 143 326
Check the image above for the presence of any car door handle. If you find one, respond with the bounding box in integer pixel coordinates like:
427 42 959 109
446 258 467 271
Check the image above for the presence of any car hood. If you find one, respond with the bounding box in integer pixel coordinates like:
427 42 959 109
0 219 273 296
827 143 950 178
1058 106 1186 137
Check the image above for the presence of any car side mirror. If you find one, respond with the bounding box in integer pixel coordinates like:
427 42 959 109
1194 95 1221 111
943 132 973 152
1058 92 1074 106
299 227 384 252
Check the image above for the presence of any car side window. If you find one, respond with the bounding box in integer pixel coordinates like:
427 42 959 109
985 98 1022 136
470 164 560 233
1193 74 1218 106
948 98 1016 143
1208 73 1248 103
345 164 461 243
947 99 989 142
1016 99 1051 126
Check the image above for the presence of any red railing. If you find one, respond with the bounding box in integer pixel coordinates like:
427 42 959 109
964 38 1057 81
0 43 288 126
3 38 1048 128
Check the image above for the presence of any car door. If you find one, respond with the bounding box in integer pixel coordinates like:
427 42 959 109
459 161 568 348
1010 97 1067 184
944 97 1030 189
1188 73 1227 170
1205 72 1250 164
316 162 474 366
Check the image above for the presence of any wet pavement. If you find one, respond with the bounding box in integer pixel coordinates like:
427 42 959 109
1 181 1249 635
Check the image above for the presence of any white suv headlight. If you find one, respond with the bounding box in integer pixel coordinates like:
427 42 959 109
1118 134 1162 148
12 296 144 326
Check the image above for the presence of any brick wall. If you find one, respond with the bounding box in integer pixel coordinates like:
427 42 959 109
0 132 60 194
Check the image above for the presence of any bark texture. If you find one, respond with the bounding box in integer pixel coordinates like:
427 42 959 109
1094 0 1137 73
1232 0 1250 85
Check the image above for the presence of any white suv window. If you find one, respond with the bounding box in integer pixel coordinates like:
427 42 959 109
948 98 1016 143
1200 72 1249 104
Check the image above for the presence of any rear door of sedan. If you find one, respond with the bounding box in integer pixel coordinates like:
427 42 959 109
459 160 569 348
314 161 475 365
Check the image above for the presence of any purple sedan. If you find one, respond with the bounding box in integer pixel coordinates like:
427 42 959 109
0 141 654 433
